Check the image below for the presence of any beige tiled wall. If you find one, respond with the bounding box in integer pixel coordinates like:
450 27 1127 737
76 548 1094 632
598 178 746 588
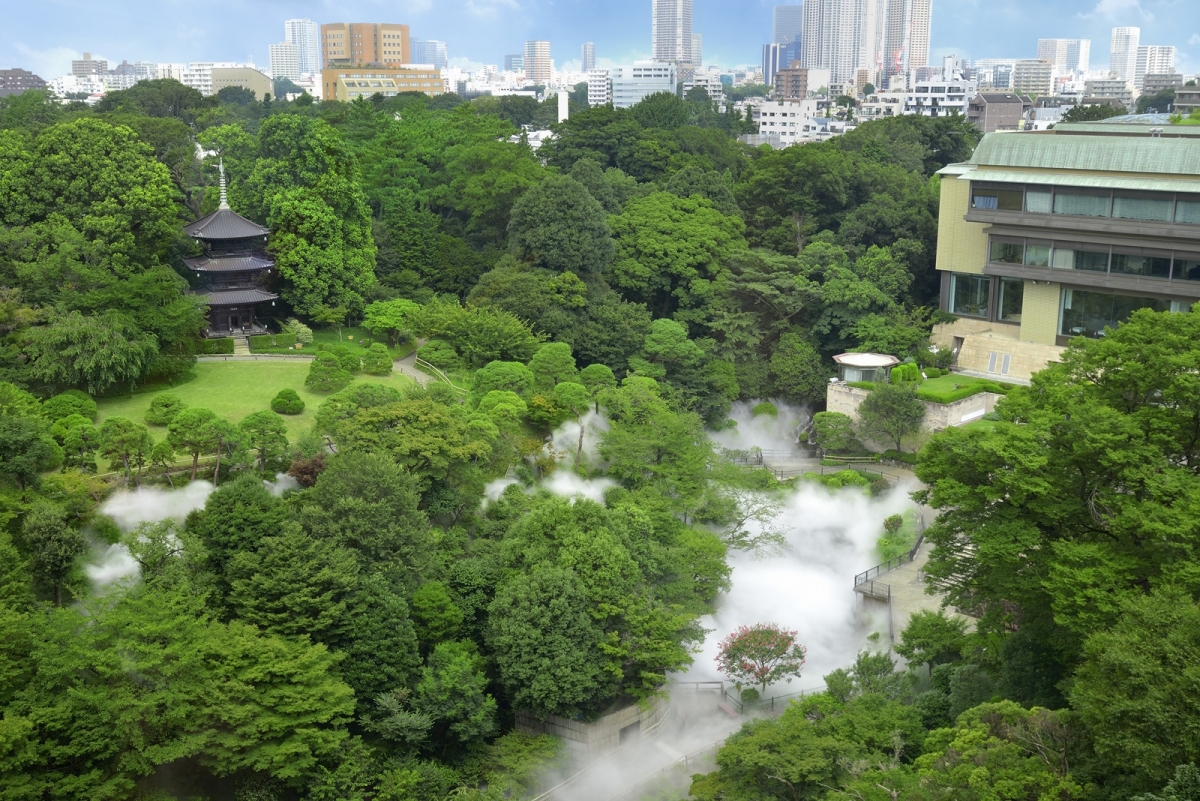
1019 280 1061 346
935 175 989 276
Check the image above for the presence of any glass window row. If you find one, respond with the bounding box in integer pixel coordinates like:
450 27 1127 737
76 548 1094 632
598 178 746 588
988 236 1200 281
971 183 1200 225
949 272 1193 339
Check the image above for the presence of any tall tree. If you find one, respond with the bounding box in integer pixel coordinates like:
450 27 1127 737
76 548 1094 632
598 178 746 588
857 381 925 452
98 417 153 484
21 503 84 606
507 174 614 276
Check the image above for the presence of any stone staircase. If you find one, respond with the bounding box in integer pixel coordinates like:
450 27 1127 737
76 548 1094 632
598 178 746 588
232 336 251 356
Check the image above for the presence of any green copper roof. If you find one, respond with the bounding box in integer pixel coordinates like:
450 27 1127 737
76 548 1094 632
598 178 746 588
970 132 1200 177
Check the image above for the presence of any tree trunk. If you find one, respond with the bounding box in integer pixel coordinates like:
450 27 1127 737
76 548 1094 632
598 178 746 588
121 454 131 483
576 415 586 466
164 465 175 488
212 444 223 487
54 583 62 607
191 452 199 481
793 210 807 252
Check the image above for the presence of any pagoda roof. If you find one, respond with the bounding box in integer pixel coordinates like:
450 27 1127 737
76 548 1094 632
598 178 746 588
183 208 270 240
183 254 274 273
196 288 279 306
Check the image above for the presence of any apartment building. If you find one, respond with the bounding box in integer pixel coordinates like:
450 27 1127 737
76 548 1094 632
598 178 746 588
755 98 822 144
967 93 1032 133
932 123 1200 381
1177 86 1200 115
774 65 830 100
0 68 46 97
321 23 411 68
903 76 973 117
524 41 552 84
1012 60 1053 97
587 68 612 106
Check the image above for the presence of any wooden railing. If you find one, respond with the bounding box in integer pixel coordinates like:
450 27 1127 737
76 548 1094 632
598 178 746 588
413 357 468 393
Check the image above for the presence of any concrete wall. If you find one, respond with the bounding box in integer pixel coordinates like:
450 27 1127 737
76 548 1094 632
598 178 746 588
826 382 1005 434
935 175 989 276
515 695 668 757
933 317 1065 381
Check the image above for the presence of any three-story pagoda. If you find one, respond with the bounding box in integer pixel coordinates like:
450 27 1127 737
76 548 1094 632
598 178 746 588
183 168 279 337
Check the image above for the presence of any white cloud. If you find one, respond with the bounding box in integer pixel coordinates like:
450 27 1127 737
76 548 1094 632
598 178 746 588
14 43 91 80
1190 33 1200 46
1078 0 1153 21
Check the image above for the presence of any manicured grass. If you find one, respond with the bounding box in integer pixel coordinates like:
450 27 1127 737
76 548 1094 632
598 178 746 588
876 509 922 562
96 361 415 441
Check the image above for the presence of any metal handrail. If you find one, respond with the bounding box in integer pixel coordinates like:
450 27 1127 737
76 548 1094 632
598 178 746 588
853 514 926 587
413 357 468 393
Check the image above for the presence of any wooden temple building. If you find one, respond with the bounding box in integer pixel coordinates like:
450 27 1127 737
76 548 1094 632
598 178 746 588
183 169 279 338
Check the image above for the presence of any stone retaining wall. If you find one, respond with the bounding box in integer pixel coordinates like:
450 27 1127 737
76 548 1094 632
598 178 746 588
826 382 1003 434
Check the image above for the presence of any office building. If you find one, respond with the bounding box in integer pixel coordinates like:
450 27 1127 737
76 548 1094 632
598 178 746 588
524 41 552 83
773 4 804 44
269 43 300 81
581 42 596 72
1012 60 1053 97
652 0 693 66
1109 26 1139 81
284 19 321 75
587 68 611 106
882 0 932 84
1134 45 1175 91
504 54 524 73
413 39 449 70
211 67 272 98
1036 39 1090 73
322 66 444 101
932 123 1200 382
321 23 411 68
610 61 677 108
967 93 1032 132
763 43 786 87
684 71 724 102
71 53 107 77
693 34 703 67
774 65 830 100
0 68 46 97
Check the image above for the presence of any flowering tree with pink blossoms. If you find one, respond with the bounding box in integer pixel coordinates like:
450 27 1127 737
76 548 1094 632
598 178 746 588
715 623 807 695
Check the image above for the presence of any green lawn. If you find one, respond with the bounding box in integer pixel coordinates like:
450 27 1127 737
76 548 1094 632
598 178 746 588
250 326 415 359
96 361 416 441
918 374 997 394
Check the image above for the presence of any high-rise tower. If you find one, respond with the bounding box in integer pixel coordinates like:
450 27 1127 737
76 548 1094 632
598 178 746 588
1109 26 1140 81
772 4 804 45
581 42 596 71
284 19 321 75
524 40 552 83
652 0 694 66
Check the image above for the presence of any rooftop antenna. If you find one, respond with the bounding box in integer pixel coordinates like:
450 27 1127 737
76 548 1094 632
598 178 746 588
218 159 230 210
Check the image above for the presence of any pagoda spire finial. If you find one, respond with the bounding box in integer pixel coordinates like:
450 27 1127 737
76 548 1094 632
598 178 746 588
218 159 230 211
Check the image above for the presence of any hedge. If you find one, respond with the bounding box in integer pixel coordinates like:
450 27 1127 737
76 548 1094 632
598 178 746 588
195 338 235 355
882 449 918 465
917 381 1010 404
250 333 298 351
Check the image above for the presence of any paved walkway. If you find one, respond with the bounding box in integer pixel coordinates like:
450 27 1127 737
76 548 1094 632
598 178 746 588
393 341 431 386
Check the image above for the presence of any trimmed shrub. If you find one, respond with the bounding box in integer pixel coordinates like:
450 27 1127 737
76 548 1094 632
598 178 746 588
328 344 361 373
922 367 945 379
420 339 462 369
305 352 352 393
361 343 393 375
249 333 298 351
144 393 187 426
285 318 314 344
739 688 760 703
195 338 235 355
751 401 778 418
42 390 97 422
882 449 918 465
271 388 306 415
917 381 1008 404
889 363 922 384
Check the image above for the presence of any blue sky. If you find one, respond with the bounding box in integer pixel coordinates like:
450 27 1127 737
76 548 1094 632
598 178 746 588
3 0 1198 79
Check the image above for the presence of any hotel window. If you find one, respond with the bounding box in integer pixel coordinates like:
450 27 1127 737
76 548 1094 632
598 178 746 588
989 238 1024 264
1025 241 1051 267
1052 244 1109 272
972 186 1023 211
1176 255 1200 281
1177 199 1200 224
1025 189 1052 213
1112 195 1171 222
1054 191 1110 218
998 277 1024 322
1111 250 1171 279
950 273 990 318
1060 289 1172 338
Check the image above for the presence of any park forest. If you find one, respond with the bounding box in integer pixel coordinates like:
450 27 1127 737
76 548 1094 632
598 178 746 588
0 81 1198 801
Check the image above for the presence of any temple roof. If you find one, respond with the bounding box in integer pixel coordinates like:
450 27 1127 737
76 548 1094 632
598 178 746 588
197 288 279 306
183 208 270 240
183 254 274 273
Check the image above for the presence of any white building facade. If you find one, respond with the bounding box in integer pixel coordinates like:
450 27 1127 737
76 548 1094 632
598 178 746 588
610 61 677 108
1135 45 1175 90
1109 26 1140 81
269 43 300 81
284 19 321 76
652 0 694 66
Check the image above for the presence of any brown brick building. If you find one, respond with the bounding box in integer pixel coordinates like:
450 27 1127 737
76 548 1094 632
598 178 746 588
321 23 411 68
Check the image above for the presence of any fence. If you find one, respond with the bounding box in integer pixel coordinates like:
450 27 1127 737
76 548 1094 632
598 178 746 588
414 357 468 393
718 683 827 715
602 737 727 801
196 354 313 362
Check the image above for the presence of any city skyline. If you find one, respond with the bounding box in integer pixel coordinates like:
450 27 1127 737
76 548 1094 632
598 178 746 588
3 0 1199 79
